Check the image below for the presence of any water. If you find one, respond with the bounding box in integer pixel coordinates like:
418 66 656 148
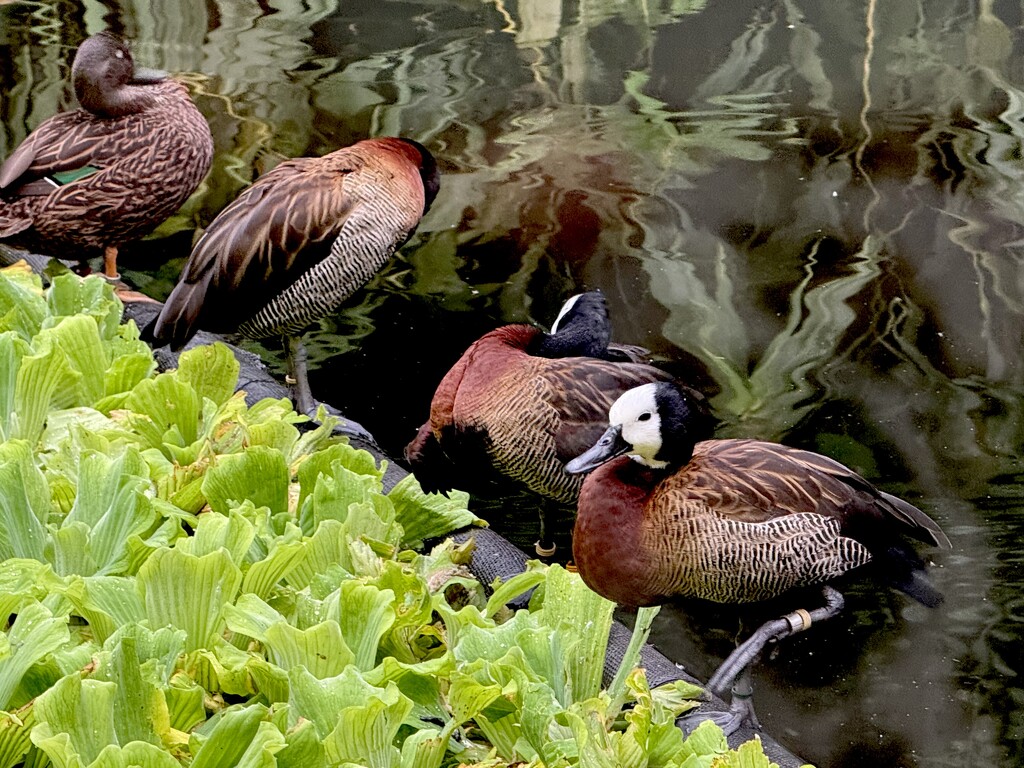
2 1 1023 765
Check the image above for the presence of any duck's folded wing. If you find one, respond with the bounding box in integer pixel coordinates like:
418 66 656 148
0 114 120 190
151 157 358 344
545 358 672 462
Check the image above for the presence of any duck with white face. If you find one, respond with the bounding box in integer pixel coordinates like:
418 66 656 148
566 380 950 734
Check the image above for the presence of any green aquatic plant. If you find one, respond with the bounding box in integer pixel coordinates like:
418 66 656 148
0 266 784 767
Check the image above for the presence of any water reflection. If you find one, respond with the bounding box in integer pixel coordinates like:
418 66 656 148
2 0 1023 765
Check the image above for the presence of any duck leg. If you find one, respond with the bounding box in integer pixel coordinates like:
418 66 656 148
284 334 316 416
535 506 556 558
681 586 845 735
103 246 120 281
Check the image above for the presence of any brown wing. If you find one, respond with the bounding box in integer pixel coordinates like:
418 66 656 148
149 155 357 346
678 440 950 548
542 357 673 462
0 110 143 190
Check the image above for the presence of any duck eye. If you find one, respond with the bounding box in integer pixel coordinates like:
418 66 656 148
115 50 125 59
638 412 652 422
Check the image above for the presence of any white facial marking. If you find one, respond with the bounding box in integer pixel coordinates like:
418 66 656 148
608 383 666 468
549 293 582 334
115 49 125 59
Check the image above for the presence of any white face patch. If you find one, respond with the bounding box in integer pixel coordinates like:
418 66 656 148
608 383 667 468
549 293 582 334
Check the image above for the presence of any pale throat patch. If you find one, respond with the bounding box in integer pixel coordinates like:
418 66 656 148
610 383 666 468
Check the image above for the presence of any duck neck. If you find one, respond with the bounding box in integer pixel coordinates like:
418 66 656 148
572 457 662 607
76 78 156 118
529 322 609 358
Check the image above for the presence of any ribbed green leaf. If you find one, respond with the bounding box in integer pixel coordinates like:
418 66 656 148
388 474 482 548
175 343 239 408
288 666 389 741
45 273 120 338
189 704 268 768
542 565 614 703
103 352 155 401
159 676 204 737
89 741 182 768
138 549 242 652
446 672 503 727
44 314 108 406
365 656 449 718
399 727 445 768
0 705 35 768
202 446 289 517
52 449 157 577
13 332 74 445
66 576 147 644
241 539 306 600
275 717 326 768
0 602 69 711
323 684 413 768
0 333 28 441
336 581 396 671
0 441 50 563
264 622 352 679
484 564 547 619
181 509 256 563
123 373 202 452
246 420 300 461
30 674 118 766
0 263 45 339
286 520 352 588
0 560 61 623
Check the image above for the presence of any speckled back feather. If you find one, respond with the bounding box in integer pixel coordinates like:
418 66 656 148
0 81 212 255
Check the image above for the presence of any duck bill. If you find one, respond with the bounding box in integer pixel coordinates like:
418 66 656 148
565 424 629 474
130 66 168 84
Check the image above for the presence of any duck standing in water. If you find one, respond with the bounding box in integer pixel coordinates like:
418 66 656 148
144 137 440 415
405 290 679 555
0 32 213 280
566 380 950 733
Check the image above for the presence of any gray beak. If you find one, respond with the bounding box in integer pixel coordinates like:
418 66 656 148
565 424 629 474
130 66 168 84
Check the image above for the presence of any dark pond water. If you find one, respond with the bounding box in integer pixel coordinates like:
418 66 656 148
3 1 1024 766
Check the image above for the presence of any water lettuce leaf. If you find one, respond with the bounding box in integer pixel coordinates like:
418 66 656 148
0 441 50 562
0 602 70 711
137 549 242 652
388 474 483 547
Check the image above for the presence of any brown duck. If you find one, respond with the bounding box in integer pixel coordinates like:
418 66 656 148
405 290 676 553
566 380 950 732
0 32 213 279
144 136 440 414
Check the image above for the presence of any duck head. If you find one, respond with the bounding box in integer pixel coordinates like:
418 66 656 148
392 138 441 215
72 32 168 118
566 381 713 473
530 290 612 358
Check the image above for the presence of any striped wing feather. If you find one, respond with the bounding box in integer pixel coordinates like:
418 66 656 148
675 440 950 548
542 357 673 462
471 355 670 501
0 112 123 190
153 156 356 344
